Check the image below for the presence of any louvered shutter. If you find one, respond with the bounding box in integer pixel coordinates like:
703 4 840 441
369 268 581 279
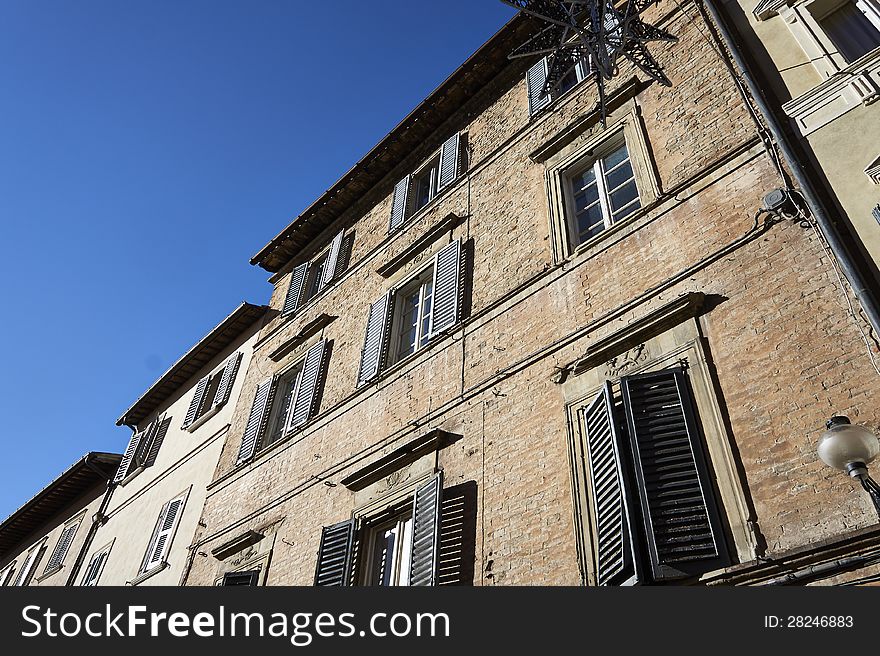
314 520 355 586
44 522 80 573
621 368 728 581
14 544 44 586
114 428 146 483
236 378 275 465
389 175 412 232
182 375 210 429
409 473 443 586
428 239 463 337
81 551 107 586
283 263 309 316
527 58 551 115
437 133 462 192
143 416 171 468
213 351 243 408
357 292 392 386
287 340 329 431
145 496 184 571
320 230 345 288
0 563 15 586
583 383 643 586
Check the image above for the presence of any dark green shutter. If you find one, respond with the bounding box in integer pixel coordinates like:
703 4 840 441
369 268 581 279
314 520 355 586
409 473 443 586
583 383 643 586
621 368 728 581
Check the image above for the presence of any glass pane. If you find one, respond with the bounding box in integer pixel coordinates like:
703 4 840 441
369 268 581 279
575 203 606 244
372 527 397 587
413 174 432 212
397 518 414 587
610 180 639 213
574 184 600 212
396 292 420 360
604 159 634 192
267 377 297 445
574 166 597 189
614 200 640 222
602 144 629 170
820 3 880 63
419 281 433 348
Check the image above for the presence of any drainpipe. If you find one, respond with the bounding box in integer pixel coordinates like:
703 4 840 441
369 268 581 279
65 454 119 586
698 0 880 339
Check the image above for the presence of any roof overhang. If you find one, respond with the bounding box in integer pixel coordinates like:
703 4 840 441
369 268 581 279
116 302 269 427
250 12 536 273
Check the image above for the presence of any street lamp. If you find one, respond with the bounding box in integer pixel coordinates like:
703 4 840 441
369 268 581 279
817 416 880 519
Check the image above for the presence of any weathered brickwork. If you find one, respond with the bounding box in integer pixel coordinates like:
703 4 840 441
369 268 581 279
186 1 880 587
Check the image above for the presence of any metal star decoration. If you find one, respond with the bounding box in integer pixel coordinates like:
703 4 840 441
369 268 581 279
501 0 677 122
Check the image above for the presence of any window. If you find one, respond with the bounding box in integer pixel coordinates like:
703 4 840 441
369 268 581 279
577 367 729 585
814 0 880 62
114 414 172 484
13 541 46 586
222 570 260 586
181 352 242 431
80 542 113 586
389 132 464 232
282 229 346 317
357 239 463 386
314 474 442 587
565 142 641 248
236 339 330 465
42 516 82 576
141 492 187 574
527 56 592 116
0 562 16 587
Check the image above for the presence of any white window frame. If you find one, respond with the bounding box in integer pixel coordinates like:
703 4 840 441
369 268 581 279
361 511 415 587
42 513 84 576
388 264 435 367
13 539 46 587
263 359 306 450
80 540 114 586
409 153 443 217
0 561 16 586
139 490 189 576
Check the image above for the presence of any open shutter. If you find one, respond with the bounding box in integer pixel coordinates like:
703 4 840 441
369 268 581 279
283 263 309 316
409 473 443 586
527 58 551 115
583 383 643 586
44 522 80 573
143 416 171 468
287 340 329 431
389 175 412 232
576 55 592 81
621 368 728 581
428 239 463 337
81 551 108 586
114 428 146 483
320 230 346 288
213 351 243 408
145 496 184 571
14 544 44 586
314 520 355 586
437 133 462 192
357 292 392 386
236 378 276 465
182 375 210 429
0 563 15 586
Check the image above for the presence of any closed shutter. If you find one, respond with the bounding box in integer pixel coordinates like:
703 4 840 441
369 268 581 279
213 351 243 408
527 58 551 115
409 473 443 586
44 521 80 573
320 230 345 288
437 133 462 192
14 544 44 586
143 416 171 468
287 339 329 431
182 375 210 429
389 175 412 232
0 563 15 586
314 520 355 586
583 383 643 586
621 368 728 581
428 239 463 337
114 428 147 483
283 263 309 316
81 551 108 586
236 378 276 465
145 496 185 571
357 292 392 386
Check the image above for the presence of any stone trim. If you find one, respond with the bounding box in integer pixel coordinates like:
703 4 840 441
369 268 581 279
268 314 336 362
375 213 463 278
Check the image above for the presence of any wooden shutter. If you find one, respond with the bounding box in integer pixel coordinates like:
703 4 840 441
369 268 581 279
145 496 185 571
143 416 171 468
527 58 551 115
409 473 443 586
236 378 276 465
283 263 309 316
114 428 146 483
14 544 44 586
287 340 329 431
357 292 392 386
437 133 462 192
81 550 108 586
314 520 355 586
44 521 80 573
428 239 463 337
389 175 412 232
583 383 643 586
213 351 243 408
182 375 210 429
320 230 345 288
0 562 15 586
621 368 728 581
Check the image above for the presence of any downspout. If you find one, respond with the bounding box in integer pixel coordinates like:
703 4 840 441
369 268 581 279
698 0 880 339
65 452 120 586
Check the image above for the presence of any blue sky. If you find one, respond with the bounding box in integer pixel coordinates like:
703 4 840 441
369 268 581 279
0 0 516 521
